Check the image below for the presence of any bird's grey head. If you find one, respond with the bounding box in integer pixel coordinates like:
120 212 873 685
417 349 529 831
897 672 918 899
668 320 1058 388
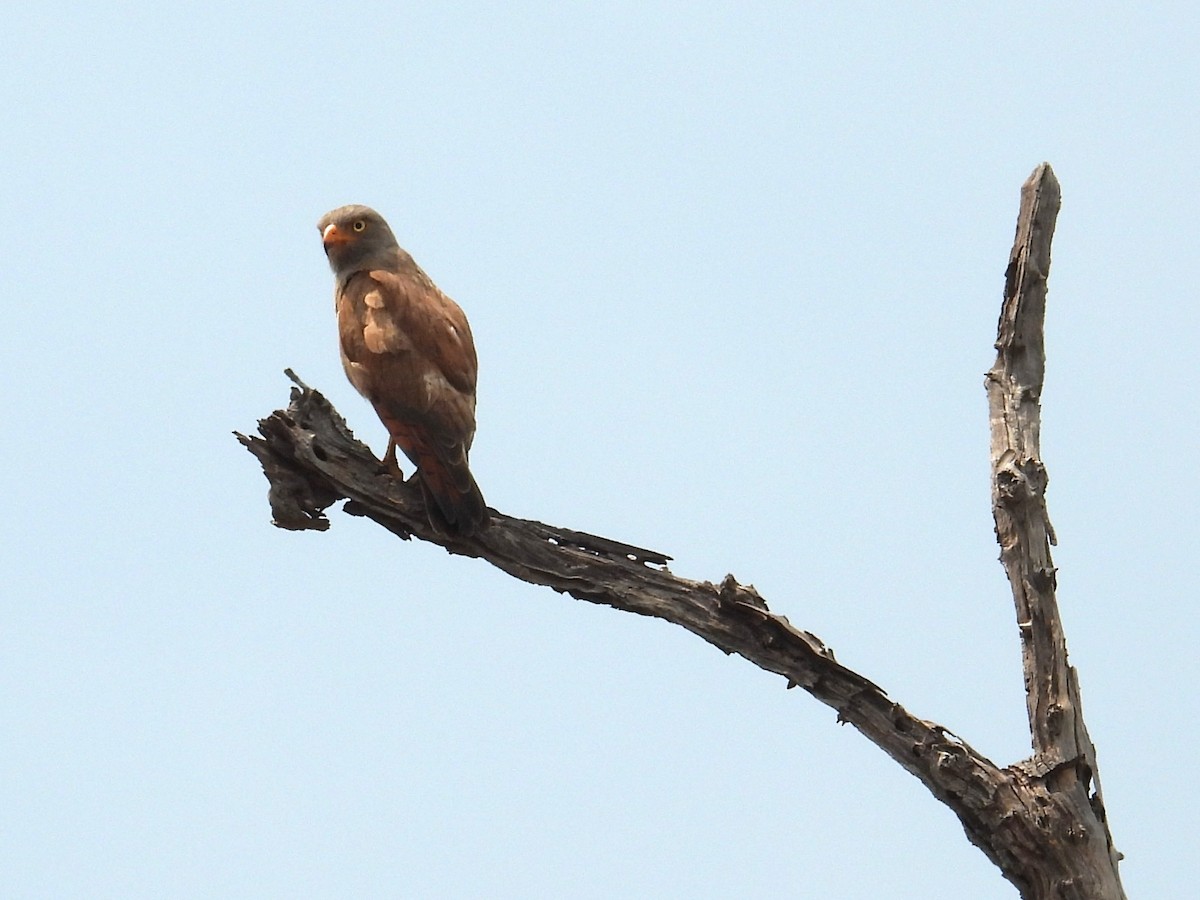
317 204 401 278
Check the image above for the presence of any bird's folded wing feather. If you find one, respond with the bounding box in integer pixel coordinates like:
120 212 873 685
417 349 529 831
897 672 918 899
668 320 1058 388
367 268 478 394
337 269 479 452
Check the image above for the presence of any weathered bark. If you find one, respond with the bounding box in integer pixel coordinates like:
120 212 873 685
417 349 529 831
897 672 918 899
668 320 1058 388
983 163 1125 898
237 164 1123 898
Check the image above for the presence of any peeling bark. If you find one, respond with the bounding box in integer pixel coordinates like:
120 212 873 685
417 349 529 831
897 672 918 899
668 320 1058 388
237 164 1123 898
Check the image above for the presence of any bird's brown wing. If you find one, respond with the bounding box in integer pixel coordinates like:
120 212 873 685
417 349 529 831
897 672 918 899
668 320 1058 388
336 268 488 534
370 268 478 393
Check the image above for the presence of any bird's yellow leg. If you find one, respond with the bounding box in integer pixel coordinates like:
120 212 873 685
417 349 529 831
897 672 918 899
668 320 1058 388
382 437 404 479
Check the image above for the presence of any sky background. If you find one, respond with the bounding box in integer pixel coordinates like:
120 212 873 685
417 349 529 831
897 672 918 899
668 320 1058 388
2 4 1195 898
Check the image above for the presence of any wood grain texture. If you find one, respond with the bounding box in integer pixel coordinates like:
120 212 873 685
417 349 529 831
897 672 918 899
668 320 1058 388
984 163 1125 899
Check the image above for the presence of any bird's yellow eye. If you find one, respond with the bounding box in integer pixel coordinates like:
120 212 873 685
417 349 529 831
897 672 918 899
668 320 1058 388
352 220 366 232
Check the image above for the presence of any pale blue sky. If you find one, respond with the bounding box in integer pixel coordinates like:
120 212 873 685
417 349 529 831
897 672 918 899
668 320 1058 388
3 4 1195 898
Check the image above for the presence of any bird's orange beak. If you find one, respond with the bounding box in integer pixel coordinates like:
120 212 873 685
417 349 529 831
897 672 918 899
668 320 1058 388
322 223 352 246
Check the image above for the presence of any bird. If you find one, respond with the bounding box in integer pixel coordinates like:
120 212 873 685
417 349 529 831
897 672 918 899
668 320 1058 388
317 204 489 536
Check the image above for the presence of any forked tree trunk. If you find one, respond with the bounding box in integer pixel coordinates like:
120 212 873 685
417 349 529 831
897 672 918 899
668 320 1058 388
239 164 1125 898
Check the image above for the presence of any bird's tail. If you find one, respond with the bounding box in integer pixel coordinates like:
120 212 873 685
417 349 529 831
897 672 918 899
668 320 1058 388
380 417 490 537
416 455 489 537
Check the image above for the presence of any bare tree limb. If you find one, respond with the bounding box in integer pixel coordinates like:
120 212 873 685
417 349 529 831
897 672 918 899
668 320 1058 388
236 165 1123 898
985 163 1125 897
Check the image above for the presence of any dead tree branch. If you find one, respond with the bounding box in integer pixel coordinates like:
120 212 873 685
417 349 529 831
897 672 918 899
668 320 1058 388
984 163 1124 897
237 164 1122 898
